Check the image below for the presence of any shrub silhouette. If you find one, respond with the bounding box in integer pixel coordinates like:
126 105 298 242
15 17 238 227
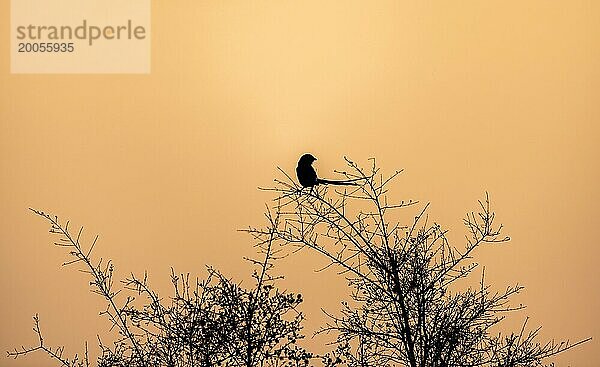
9 158 590 366
9 209 313 367
246 158 590 367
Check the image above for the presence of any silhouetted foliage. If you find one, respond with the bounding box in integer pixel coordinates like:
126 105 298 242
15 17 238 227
8 209 314 367
246 157 590 367
9 158 590 367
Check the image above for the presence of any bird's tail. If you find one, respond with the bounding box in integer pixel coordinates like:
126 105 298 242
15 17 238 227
317 178 360 186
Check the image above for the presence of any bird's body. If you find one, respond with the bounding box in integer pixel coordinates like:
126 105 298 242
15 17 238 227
296 154 319 187
296 153 358 188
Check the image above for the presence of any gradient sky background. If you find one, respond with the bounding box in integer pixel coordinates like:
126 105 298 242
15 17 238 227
1 1 598 365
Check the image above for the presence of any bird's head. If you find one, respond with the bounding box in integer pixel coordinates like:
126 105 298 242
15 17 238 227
298 153 317 165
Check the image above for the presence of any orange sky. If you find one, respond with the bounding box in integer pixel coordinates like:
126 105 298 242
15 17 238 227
1 1 598 366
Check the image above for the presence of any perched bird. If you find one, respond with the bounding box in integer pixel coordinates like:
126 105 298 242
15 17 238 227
296 153 358 187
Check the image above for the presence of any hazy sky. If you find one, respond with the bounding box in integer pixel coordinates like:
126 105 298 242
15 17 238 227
1 1 598 366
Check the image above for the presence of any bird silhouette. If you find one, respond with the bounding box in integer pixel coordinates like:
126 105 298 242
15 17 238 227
296 153 359 187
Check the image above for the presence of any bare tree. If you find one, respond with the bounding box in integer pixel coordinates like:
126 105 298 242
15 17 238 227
8 208 314 367
246 157 590 367
8 158 591 367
